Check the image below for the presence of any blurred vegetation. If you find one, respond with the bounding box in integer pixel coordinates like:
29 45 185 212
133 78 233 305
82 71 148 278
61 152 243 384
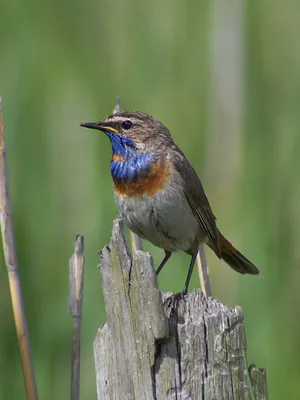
0 0 299 398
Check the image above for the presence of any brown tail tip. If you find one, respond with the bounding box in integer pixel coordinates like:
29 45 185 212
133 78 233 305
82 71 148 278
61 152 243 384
219 233 260 275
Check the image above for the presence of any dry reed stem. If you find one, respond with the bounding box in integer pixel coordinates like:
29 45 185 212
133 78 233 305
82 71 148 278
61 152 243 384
0 98 39 399
197 245 212 297
69 235 85 400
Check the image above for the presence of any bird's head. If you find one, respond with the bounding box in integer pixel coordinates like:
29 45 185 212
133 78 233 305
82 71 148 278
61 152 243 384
80 111 172 154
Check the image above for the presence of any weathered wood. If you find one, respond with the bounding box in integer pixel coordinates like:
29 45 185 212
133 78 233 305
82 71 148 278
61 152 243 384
94 218 267 400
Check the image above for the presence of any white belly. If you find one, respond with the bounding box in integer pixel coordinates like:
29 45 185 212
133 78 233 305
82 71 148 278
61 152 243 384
114 181 205 253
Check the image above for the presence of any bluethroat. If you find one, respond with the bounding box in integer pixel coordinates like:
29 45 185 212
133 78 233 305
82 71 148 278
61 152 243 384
81 111 259 294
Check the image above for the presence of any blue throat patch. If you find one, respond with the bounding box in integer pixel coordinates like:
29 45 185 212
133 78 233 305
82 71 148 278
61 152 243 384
106 131 154 182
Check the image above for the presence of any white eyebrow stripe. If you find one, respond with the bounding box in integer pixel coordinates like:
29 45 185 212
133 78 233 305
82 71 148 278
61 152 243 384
107 116 140 124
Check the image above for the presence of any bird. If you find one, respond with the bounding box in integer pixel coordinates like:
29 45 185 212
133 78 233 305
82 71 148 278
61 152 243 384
80 111 259 294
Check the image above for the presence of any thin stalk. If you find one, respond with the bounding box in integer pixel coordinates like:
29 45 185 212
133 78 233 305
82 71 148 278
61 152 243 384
0 98 39 399
197 245 212 297
69 235 85 400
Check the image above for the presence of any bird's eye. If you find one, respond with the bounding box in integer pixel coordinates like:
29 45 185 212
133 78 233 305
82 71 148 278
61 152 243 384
122 120 133 130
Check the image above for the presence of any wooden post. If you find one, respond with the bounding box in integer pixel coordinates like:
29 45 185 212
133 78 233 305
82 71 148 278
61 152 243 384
94 219 267 400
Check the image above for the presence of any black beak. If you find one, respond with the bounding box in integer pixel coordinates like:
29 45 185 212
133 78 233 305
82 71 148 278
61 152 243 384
80 122 103 130
80 122 119 134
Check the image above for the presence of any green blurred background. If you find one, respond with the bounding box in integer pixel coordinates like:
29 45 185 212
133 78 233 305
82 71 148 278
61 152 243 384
1 0 299 398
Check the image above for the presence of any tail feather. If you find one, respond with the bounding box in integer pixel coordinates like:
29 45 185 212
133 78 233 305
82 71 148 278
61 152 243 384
217 232 260 275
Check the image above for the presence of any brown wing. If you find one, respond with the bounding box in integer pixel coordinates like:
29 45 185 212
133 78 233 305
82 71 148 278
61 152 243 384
173 150 221 257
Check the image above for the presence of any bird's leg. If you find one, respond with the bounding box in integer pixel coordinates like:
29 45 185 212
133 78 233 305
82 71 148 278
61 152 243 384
164 251 199 318
182 250 198 295
165 250 199 316
156 250 172 276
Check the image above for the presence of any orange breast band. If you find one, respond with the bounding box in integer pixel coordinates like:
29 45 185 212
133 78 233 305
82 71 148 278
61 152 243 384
113 158 171 197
